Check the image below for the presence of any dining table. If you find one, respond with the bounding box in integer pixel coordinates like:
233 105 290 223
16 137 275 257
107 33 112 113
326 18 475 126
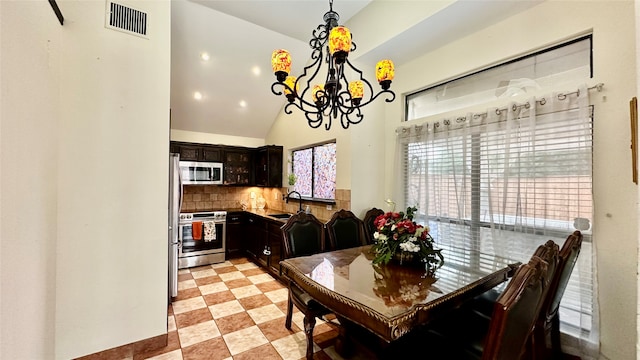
279 244 521 357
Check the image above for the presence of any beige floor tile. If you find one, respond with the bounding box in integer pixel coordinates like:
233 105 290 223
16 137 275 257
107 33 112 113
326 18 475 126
177 319 221 348
291 312 327 332
222 325 269 355
246 303 285 324
178 269 190 275
247 273 275 284
234 262 259 271
178 279 197 290
146 348 183 360
264 288 289 303
190 268 217 279
172 296 207 315
270 332 319 360
218 271 245 282
209 299 245 319
168 315 177 332
230 284 262 299
211 261 234 269
199 281 229 296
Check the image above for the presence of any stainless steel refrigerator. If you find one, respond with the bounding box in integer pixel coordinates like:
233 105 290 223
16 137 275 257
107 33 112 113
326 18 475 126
168 153 182 300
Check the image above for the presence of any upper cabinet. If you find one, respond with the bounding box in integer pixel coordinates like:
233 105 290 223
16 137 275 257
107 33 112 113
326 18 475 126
223 147 252 186
170 141 282 187
254 145 283 188
171 141 221 162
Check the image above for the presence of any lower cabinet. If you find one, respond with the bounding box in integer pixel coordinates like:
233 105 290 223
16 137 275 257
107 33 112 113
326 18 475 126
242 213 285 279
268 222 284 277
226 211 245 259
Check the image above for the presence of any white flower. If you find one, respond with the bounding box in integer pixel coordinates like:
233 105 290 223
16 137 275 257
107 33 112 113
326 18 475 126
408 236 417 243
374 232 388 243
399 241 420 252
391 224 396 231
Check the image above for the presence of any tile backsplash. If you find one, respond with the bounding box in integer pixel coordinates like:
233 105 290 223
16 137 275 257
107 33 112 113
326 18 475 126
181 186 351 221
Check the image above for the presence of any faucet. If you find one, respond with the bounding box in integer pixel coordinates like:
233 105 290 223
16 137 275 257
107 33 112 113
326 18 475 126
285 190 303 213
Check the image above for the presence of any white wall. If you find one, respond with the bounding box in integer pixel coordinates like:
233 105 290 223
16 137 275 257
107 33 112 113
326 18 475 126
1 1 60 358
0 0 171 359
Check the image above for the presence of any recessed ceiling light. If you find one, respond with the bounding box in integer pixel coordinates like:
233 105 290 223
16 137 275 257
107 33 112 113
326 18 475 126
200 52 210 61
194 92 203 100
252 66 261 76
239 100 247 108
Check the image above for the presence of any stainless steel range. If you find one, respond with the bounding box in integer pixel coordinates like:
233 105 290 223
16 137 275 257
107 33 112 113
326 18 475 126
178 211 226 269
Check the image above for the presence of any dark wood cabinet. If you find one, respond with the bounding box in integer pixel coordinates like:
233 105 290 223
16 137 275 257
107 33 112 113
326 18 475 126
254 145 283 187
223 148 252 185
169 141 282 187
201 146 222 162
267 221 284 277
241 213 286 279
226 211 245 259
246 215 268 268
171 141 222 162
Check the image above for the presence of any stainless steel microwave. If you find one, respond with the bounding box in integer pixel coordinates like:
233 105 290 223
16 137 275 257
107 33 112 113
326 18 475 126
179 161 223 185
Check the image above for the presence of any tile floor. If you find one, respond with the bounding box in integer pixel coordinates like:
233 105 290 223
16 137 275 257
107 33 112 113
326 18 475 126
139 257 360 360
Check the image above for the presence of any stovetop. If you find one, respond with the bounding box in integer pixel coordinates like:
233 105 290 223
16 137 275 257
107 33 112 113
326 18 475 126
179 210 227 222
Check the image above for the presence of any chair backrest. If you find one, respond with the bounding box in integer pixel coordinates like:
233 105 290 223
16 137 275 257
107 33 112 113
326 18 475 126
281 212 326 259
482 256 550 360
541 230 583 324
362 207 384 244
533 240 561 296
326 209 367 250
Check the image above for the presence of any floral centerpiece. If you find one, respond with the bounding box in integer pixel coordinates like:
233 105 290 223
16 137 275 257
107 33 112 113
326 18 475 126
371 206 444 269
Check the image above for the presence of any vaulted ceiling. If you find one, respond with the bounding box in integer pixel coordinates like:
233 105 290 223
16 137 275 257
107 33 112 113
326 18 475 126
170 0 542 139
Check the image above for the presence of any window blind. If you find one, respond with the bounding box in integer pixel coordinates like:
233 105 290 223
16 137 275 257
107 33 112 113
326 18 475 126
396 88 596 350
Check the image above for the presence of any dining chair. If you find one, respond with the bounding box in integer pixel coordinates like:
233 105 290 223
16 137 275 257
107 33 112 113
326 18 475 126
531 230 583 360
391 254 550 360
470 239 560 320
281 211 330 360
362 207 384 244
326 209 368 250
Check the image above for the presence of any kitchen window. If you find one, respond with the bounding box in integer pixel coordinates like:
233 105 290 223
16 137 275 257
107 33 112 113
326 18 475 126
291 141 336 201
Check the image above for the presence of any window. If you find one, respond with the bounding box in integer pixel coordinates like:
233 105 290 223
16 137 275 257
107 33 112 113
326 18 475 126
291 142 336 201
397 37 597 354
406 36 592 121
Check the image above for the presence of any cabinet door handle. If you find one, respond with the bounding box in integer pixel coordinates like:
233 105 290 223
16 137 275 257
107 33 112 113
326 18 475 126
264 164 267 171
263 248 271 256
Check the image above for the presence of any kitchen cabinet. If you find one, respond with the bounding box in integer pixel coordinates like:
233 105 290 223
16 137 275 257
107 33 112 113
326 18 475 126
242 213 286 279
223 147 253 186
169 142 283 187
201 146 222 162
226 211 245 259
246 214 268 268
267 221 284 277
170 141 222 162
254 145 283 187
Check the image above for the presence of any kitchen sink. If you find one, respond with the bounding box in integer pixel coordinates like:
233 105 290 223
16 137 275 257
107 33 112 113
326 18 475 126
268 213 293 220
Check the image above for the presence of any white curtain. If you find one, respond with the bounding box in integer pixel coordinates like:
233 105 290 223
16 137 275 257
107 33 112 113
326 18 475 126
394 84 599 358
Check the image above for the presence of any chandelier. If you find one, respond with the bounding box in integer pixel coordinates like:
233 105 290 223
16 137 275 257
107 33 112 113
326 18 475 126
270 0 396 131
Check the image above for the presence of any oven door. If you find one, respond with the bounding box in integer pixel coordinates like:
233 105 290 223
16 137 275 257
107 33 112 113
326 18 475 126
178 221 225 257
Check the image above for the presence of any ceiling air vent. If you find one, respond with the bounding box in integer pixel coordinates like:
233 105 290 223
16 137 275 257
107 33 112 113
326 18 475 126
105 1 148 39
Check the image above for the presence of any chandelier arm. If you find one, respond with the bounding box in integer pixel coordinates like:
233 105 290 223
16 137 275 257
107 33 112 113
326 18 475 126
340 108 364 129
353 90 396 108
306 111 324 129
271 82 284 96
